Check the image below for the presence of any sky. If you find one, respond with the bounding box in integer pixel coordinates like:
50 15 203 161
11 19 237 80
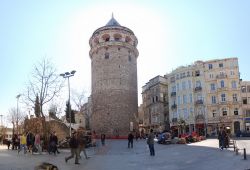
0 0 250 125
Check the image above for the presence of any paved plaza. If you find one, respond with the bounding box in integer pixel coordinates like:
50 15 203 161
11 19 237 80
0 138 250 170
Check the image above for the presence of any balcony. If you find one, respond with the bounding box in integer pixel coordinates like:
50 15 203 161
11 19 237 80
171 104 177 110
194 86 202 92
195 99 204 105
172 118 177 123
216 74 227 79
171 92 176 97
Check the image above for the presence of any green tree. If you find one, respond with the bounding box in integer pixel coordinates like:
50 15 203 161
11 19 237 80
34 94 41 117
65 101 75 123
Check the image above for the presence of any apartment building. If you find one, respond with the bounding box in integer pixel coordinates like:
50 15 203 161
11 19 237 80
141 76 169 132
166 57 243 136
241 81 250 132
167 61 206 136
204 58 242 136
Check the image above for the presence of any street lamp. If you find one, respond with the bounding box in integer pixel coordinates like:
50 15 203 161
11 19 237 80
60 70 76 137
16 94 21 135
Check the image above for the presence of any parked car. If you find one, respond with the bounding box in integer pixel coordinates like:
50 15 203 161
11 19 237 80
157 132 171 144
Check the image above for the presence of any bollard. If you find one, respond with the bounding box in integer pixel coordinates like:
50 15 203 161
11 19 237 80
243 148 247 160
233 141 235 151
236 148 239 155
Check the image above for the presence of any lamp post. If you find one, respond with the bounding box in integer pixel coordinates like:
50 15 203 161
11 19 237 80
16 94 21 135
60 70 76 137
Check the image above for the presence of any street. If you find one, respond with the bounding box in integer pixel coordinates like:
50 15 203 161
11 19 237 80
0 138 249 170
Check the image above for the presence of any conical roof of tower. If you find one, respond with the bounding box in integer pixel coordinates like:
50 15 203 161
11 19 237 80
105 14 121 26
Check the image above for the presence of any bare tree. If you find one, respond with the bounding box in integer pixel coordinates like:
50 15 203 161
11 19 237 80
24 58 63 117
71 89 87 111
7 107 25 135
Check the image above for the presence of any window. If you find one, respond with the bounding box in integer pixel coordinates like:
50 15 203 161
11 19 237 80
222 108 227 116
212 110 217 117
128 55 131 61
231 81 237 89
210 83 216 91
230 70 235 76
212 96 216 104
172 86 176 92
208 64 213 69
220 80 225 88
242 86 246 93
188 80 192 89
155 96 158 102
183 95 187 104
176 83 179 92
221 94 226 102
246 110 250 117
219 63 223 68
182 81 186 90
234 108 238 115
105 52 109 59
196 80 201 87
187 71 190 77
210 74 213 78
152 97 154 103
248 86 250 92
243 98 247 104
195 70 200 76
176 74 179 79
178 96 181 105
189 94 193 103
233 94 237 102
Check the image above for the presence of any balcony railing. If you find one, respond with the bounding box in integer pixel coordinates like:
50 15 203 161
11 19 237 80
195 99 204 105
171 92 176 97
194 86 202 92
172 118 177 123
216 74 227 79
171 104 177 110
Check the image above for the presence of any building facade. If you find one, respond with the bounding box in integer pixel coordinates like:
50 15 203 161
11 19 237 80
141 76 169 133
166 57 243 136
89 16 139 137
240 81 250 132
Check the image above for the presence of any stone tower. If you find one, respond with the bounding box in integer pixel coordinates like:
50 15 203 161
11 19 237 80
89 15 139 137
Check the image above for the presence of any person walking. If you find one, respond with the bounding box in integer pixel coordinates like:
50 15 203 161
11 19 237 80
65 131 80 164
128 132 134 148
18 133 27 154
76 129 89 159
34 133 42 154
91 131 96 147
101 133 106 146
147 129 155 156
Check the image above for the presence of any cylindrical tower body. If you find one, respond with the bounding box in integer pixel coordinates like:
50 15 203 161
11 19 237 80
89 17 139 137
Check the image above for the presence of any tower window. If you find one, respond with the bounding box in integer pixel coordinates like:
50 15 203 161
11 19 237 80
118 47 120 51
105 52 109 59
114 34 122 41
125 36 131 43
128 55 131 61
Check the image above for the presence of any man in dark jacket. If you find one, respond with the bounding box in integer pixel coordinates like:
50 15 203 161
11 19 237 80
128 132 134 148
65 131 80 164
147 129 155 156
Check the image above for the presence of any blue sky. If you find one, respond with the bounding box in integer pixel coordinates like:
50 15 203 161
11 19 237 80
0 0 250 124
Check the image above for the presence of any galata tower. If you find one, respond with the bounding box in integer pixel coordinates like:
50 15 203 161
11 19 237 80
89 15 139 137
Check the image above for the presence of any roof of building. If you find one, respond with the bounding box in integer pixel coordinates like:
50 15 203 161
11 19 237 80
105 14 121 26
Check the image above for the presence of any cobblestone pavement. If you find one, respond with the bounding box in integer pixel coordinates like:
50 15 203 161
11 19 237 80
0 138 249 170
